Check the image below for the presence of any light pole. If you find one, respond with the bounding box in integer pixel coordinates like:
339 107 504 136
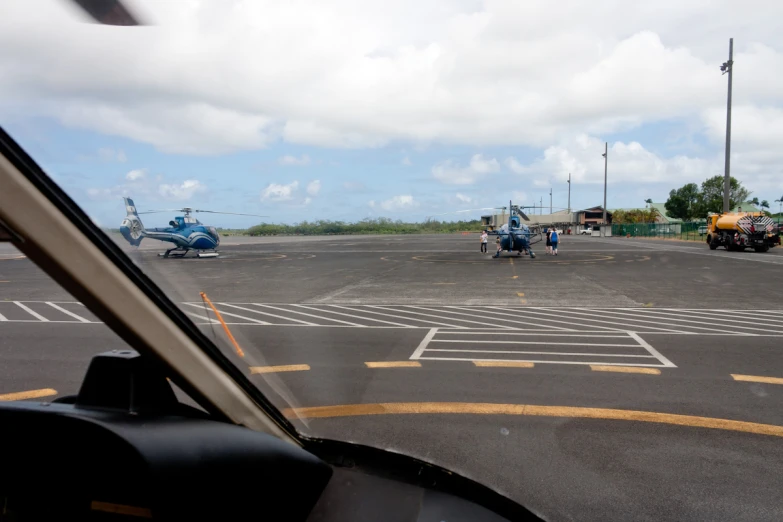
550 188 552 214
540 197 543 215
776 197 783 227
721 38 734 213
602 142 608 235
567 173 571 214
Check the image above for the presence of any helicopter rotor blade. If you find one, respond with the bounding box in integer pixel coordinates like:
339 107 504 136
191 210 269 217
68 0 144 25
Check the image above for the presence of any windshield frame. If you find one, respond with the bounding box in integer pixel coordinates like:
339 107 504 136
0 125 300 440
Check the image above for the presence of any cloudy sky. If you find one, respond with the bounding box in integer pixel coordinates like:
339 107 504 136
1 0 782 227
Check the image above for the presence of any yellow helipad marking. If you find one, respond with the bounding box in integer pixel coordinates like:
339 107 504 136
365 361 422 368
511 275 519 279
732 374 783 385
591 365 661 375
0 388 57 401
282 402 783 438
250 364 310 374
517 292 525 297
473 361 534 368
433 282 457 285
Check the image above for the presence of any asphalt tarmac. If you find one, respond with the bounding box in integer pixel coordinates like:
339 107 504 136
2 233 783 521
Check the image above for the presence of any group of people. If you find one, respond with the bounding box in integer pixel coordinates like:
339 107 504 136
479 228 560 256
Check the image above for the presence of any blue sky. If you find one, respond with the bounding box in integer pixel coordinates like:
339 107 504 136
2 0 782 228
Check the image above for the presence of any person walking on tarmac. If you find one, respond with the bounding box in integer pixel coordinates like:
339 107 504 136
550 228 559 256
545 228 552 255
480 230 488 254
492 235 502 258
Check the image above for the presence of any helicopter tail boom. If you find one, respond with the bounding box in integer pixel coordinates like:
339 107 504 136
120 197 146 246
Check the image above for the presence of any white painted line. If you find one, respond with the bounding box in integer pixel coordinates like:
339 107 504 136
13 301 48 322
492 307 629 333
425 348 656 357
415 356 668 367
298 304 416 328
435 331 629 337
0 310 6 321
410 328 438 360
402 305 518 329
541 308 686 334
183 310 220 324
488 306 578 331
183 302 272 325
256 304 367 327
580 308 719 334
372 305 505 329
431 339 640 347
337 306 468 329
627 331 677 368
624 308 783 333
221 303 315 325
45 302 92 323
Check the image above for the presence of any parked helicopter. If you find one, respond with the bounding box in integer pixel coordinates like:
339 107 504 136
119 197 266 258
486 201 542 259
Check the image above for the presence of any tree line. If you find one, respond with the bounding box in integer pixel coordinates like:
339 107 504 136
244 217 482 236
663 174 773 221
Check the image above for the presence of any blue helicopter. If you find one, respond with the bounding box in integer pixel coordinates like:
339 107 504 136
487 201 542 259
119 197 266 258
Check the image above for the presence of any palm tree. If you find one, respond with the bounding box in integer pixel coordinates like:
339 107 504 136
747 197 760 207
775 196 783 225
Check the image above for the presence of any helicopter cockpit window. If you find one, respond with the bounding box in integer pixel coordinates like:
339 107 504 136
184 217 197 224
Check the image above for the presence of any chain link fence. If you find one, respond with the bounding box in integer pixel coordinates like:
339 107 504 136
611 222 707 242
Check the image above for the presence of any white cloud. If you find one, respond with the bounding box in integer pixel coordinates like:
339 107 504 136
87 169 207 202
401 156 412 166
343 181 367 192
432 154 500 185
380 194 416 211
368 200 376 208
261 180 299 201
456 193 471 203
125 169 146 181
304 197 312 205
158 179 207 200
306 179 321 196
2 1 781 155
278 154 311 166
506 134 712 188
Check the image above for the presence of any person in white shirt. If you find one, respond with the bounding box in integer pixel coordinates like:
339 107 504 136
480 230 488 253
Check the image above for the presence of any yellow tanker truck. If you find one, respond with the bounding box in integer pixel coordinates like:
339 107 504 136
706 211 780 252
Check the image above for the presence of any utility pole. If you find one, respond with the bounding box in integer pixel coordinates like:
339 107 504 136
550 188 552 214
721 38 734 213
540 197 543 215
567 173 571 214
602 142 608 234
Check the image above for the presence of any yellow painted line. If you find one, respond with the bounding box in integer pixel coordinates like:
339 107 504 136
0 388 57 401
517 292 525 297
511 275 518 279
0 280 9 283
365 361 422 368
250 364 310 374
591 365 661 375
91 501 152 518
282 402 783 438
433 282 456 285
732 374 783 385
473 361 534 368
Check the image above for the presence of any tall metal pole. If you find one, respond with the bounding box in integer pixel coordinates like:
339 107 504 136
567 173 571 213
602 142 608 234
550 188 552 214
540 197 543 215
722 38 734 213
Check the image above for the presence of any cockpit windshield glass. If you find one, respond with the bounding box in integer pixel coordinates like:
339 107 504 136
3 1 783 520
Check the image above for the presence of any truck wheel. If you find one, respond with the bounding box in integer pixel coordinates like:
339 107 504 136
708 241 717 250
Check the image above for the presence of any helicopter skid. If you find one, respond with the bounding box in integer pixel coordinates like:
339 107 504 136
197 252 220 258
